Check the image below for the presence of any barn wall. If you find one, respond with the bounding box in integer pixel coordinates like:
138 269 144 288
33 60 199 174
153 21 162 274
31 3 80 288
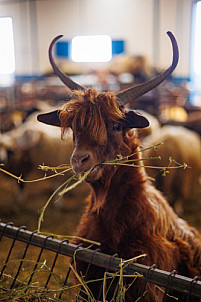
0 0 193 78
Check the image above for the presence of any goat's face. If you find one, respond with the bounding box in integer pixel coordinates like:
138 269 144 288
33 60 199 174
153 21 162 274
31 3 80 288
59 89 149 183
70 115 127 183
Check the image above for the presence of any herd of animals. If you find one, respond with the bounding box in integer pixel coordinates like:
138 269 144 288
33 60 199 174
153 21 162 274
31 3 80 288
0 32 201 301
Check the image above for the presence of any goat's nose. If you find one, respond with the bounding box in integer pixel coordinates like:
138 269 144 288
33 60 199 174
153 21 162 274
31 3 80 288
71 153 90 171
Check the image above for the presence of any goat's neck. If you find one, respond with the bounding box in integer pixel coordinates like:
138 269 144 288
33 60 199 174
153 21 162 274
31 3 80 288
75 144 157 254
88 157 151 253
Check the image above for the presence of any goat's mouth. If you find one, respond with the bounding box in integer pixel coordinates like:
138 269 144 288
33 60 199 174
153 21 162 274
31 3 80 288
84 164 103 183
71 160 106 183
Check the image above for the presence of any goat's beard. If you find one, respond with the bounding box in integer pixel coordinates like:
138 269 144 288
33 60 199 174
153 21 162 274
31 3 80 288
87 164 117 213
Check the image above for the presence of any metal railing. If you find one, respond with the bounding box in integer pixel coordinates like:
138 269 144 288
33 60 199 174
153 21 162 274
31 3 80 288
0 221 201 301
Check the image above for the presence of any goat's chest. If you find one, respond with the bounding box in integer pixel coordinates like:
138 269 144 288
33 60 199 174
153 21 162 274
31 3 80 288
95 205 145 256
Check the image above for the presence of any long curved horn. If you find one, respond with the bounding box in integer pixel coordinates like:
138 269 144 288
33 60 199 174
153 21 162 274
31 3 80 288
49 35 86 91
116 31 179 106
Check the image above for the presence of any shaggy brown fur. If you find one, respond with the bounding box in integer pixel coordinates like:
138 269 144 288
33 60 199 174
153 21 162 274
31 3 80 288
60 89 124 145
60 89 201 301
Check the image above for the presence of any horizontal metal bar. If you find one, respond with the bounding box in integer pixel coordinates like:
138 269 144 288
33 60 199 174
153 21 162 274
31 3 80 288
0 222 201 298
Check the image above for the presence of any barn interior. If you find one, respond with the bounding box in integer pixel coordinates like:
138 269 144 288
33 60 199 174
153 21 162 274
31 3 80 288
0 0 201 239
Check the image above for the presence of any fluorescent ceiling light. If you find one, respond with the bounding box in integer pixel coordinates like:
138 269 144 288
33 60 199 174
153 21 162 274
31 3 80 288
0 17 15 75
71 35 112 63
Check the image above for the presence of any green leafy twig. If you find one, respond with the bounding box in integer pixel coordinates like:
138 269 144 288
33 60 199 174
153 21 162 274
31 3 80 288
0 142 190 232
0 166 72 183
58 168 93 196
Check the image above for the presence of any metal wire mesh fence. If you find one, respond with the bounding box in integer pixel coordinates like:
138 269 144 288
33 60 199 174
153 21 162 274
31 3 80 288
0 221 201 301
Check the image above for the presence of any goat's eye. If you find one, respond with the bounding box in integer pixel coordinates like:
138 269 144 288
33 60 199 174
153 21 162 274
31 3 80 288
112 123 122 131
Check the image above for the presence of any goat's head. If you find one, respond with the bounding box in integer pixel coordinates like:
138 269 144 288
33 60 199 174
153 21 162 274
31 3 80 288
37 32 179 183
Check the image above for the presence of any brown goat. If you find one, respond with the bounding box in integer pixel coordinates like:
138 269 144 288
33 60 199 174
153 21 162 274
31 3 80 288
38 32 201 301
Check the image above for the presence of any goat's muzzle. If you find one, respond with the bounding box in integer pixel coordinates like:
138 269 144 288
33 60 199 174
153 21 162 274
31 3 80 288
70 150 104 182
71 151 91 173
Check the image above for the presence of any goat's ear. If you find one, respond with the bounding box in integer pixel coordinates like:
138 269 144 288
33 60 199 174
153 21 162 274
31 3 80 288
37 110 61 127
124 111 150 129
